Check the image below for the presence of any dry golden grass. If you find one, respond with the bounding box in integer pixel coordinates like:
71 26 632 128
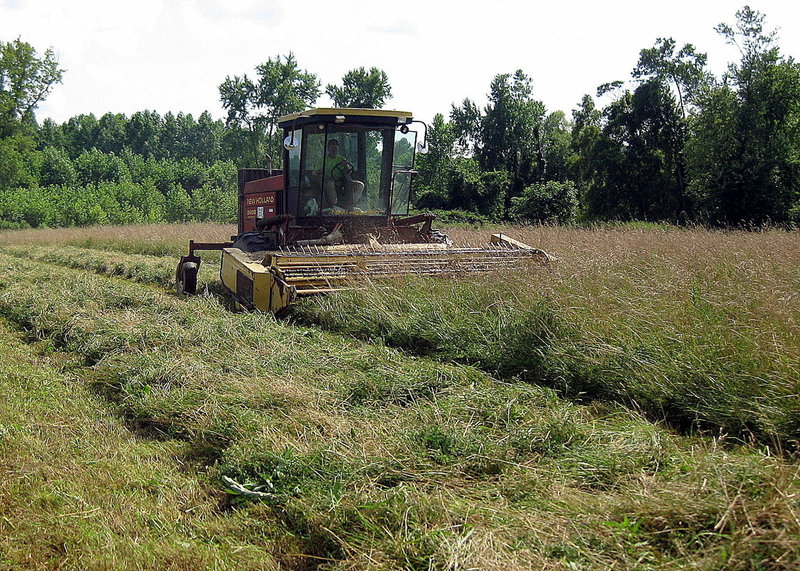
449 223 798 274
0 222 236 256
295 223 799 447
0 221 236 244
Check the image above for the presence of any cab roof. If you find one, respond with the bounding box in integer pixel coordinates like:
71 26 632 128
277 108 413 129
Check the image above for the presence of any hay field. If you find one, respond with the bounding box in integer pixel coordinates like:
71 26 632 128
0 222 797 569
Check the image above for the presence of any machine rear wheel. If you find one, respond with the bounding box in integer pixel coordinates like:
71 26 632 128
177 261 198 294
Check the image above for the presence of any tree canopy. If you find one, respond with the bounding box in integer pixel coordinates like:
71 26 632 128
325 67 392 108
0 38 64 133
219 53 319 164
3 6 800 229
686 6 800 223
1 38 64 194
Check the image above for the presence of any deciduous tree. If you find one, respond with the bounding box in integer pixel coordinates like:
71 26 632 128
414 113 457 208
688 6 800 223
633 38 710 215
0 38 64 134
325 67 392 108
219 53 319 165
634 38 709 118
0 38 63 192
450 71 566 215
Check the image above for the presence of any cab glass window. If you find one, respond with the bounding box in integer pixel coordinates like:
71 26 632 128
391 130 416 215
286 128 301 187
299 126 394 216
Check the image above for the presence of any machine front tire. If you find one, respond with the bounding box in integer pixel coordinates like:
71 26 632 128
177 262 199 295
430 229 453 245
232 231 277 252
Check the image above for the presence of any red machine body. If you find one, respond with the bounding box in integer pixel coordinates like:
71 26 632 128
241 175 282 233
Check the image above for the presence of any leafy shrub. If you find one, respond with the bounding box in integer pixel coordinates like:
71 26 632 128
205 160 237 192
0 134 37 191
419 209 491 225
191 184 237 223
0 186 50 227
102 181 166 224
173 158 208 192
38 146 77 187
448 159 508 220
0 181 172 227
413 158 508 220
413 186 449 210
165 184 193 222
789 200 800 225
0 148 241 228
75 148 130 186
509 180 579 224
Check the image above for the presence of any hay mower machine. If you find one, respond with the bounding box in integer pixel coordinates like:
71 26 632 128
176 108 552 312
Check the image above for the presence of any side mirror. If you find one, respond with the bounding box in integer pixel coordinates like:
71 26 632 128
405 120 428 154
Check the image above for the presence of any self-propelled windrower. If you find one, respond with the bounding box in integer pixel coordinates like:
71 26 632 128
176 108 553 312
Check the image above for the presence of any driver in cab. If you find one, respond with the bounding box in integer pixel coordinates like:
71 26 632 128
313 138 364 213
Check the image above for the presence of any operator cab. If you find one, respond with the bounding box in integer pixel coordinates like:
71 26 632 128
280 108 418 221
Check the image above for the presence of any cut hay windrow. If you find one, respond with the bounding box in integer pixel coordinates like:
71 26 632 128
0 321 276 569
0 244 181 287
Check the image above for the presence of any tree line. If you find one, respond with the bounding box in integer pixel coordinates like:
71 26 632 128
416 6 800 225
1 104 240 227
1 5 798 229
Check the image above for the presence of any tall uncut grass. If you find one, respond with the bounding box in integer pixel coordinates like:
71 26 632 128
3 222 797 447
292 225 800 448
0 222 236 256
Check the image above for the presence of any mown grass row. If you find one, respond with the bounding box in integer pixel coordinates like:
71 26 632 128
1 252 798 568
0 321 277 569
0 244 187 288
0 243 227 300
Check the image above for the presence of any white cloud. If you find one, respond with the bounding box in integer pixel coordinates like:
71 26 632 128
366 20 419 37
1 0 23 10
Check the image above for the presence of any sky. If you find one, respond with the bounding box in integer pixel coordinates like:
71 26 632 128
2 0 799 127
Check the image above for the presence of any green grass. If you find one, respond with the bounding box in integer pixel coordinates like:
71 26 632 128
0 247 799 568
0 321 277 569
6 233 798 451
0 243 221 290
